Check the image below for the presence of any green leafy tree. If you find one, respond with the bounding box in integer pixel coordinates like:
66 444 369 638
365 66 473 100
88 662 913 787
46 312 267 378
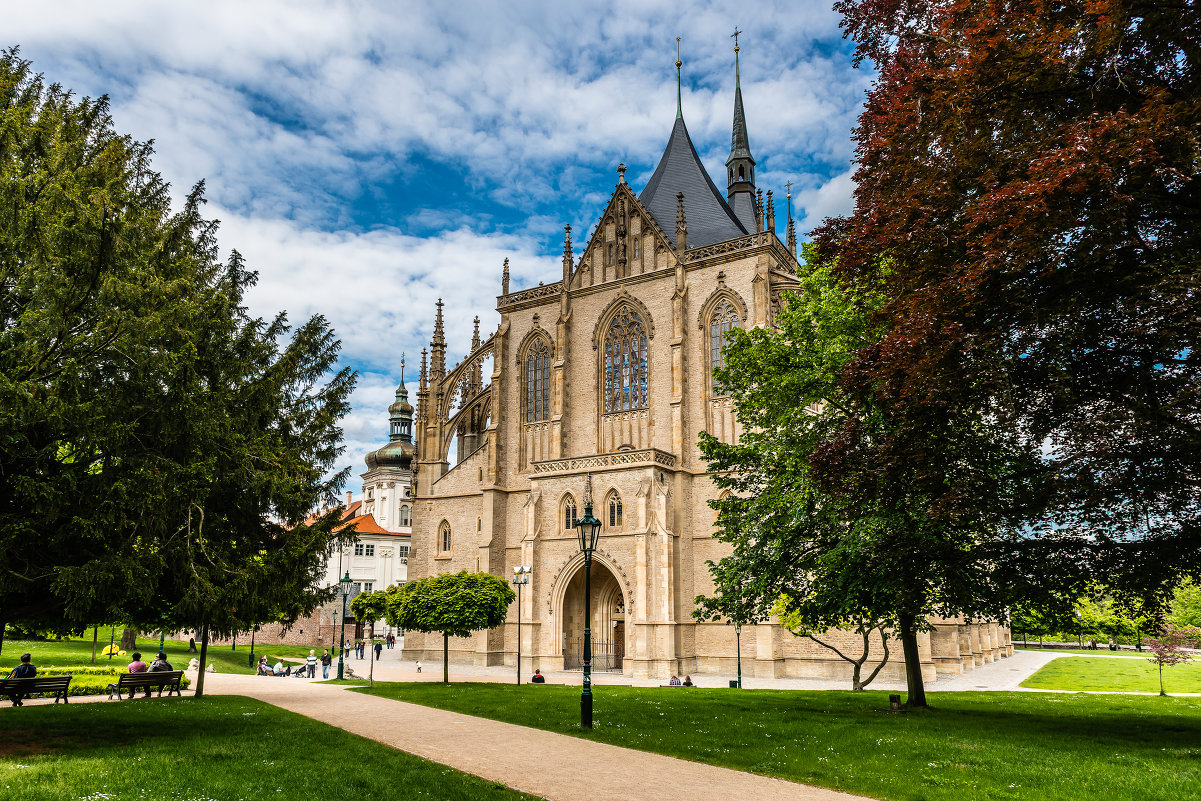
0 50 355 690
1169 580 1201 629
387 571 514 684
696 251 1030 707
351 589 390 687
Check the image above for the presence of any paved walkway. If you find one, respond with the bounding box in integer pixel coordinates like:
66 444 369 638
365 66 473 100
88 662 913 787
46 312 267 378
200 671 867 801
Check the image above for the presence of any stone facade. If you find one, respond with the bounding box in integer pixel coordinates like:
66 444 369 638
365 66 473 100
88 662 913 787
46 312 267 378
402 51 1011 682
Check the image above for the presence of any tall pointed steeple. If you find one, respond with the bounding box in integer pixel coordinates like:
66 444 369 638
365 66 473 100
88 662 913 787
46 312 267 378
726 28 757 232
639 43 748 248
786 182 797 256
430 299 447 380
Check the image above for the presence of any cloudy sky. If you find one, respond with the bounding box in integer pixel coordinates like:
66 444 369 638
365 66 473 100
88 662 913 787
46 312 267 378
9 1 870 493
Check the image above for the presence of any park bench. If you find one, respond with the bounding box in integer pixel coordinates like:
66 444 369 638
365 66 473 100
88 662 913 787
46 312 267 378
107 670 184 699
0 675 72 704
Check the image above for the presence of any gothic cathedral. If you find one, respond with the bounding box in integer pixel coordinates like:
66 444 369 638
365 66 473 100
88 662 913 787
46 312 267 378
402 46 1011 681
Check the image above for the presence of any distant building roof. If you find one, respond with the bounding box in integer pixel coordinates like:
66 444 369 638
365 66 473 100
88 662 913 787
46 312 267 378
639 116 748 248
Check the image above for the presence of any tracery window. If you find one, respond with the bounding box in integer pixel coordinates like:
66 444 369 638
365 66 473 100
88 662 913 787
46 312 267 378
438 520 452 554
603 307 648 412
607 491 623 528
524 338 551 423
562 495 578 532
708 300 741 390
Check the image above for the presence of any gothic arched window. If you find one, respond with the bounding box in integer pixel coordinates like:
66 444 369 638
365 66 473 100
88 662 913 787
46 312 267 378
438 520 452 553
562 495 578 532
603 307 648 413
709 300 741 390
607 491 623 528
524 338 551 423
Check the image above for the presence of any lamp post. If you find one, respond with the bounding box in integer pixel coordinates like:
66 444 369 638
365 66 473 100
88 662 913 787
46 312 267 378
574 502 602 729
512 565 531 684
337 571 352 680
734 621 743 689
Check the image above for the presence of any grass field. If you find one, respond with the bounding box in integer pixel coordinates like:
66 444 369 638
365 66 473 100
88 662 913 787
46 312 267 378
1021 656 1201 693
356 683 1201 801
0 635 319 677
0 696 534 801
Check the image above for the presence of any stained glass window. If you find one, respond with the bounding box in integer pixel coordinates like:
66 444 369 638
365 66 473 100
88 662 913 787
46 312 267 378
608 492 623 528
525 339 551 422
709 300 740 392
603 307 648 412
563 496 578 531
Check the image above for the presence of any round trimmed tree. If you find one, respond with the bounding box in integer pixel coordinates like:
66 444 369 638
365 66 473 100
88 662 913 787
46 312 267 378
388 571 515 683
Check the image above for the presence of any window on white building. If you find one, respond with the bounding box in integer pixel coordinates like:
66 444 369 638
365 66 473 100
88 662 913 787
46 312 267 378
365 543 375 557
354 543 364 556
399 545 410 557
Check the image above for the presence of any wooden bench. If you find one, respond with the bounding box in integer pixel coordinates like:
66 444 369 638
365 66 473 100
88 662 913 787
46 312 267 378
107 670 184 699
0 675 72 704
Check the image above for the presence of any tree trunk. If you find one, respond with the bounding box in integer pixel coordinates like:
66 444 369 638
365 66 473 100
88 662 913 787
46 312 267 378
0 617 5 655
898 612 928 708
1159 663 1166 697
195 625 210 698
120 626 137 651
443 632 449 684
91 626 99 664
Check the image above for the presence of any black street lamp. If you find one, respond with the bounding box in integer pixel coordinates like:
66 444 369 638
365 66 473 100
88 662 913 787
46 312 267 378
337 571 352 680
734 621 743 689
512 565 531 685
574 502 602 729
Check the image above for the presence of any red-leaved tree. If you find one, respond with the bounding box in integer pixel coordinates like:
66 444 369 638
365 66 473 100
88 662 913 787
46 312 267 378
1145 627 1200 696
816 1 1200 625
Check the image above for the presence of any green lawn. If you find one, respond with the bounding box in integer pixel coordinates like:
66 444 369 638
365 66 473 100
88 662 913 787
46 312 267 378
0 635 320 676
355 683 1201 801
1021 656 1201 693
0 696 536 801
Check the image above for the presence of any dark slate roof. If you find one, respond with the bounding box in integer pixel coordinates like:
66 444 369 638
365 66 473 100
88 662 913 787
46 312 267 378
639 116 748 248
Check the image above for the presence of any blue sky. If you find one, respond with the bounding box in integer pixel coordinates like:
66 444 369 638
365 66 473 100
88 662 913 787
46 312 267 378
9 1 870 490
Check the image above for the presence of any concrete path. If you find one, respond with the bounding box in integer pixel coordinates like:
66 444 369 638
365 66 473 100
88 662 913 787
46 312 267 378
201 670 868 801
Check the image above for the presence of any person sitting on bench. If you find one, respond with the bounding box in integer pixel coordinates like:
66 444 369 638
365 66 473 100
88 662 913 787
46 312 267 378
530 669 546 683
127 653 151 698
6 653 36 706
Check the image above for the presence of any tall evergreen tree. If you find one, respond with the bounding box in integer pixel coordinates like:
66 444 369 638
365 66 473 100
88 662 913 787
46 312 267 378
0 49 355 646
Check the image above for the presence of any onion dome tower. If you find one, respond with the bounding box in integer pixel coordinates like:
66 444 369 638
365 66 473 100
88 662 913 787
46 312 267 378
365 358 417 471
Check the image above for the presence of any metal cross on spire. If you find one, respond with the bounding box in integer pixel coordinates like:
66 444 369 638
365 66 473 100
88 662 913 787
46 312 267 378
675 36 683 119
732 26 742 51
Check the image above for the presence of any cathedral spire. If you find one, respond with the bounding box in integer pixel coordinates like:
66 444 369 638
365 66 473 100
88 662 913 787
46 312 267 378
675 192 687 251
562 224 573 283
430 299 446 380
501 257 510 295
675 37 683 120
786 182 797 256
419 348 428 392
726 28 757 232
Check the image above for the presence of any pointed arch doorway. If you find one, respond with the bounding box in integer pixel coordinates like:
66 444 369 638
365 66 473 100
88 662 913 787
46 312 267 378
560 560 626 671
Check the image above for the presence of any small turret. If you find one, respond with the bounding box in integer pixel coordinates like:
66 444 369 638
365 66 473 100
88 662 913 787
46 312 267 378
430 299 446 380
676 192 687 251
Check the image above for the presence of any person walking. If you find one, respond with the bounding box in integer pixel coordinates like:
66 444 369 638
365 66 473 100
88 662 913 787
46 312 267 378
374 640 383 661
320 649 332 679
305 650 318 678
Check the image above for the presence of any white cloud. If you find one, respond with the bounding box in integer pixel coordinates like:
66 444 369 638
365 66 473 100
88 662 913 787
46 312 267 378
8 0 869 492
